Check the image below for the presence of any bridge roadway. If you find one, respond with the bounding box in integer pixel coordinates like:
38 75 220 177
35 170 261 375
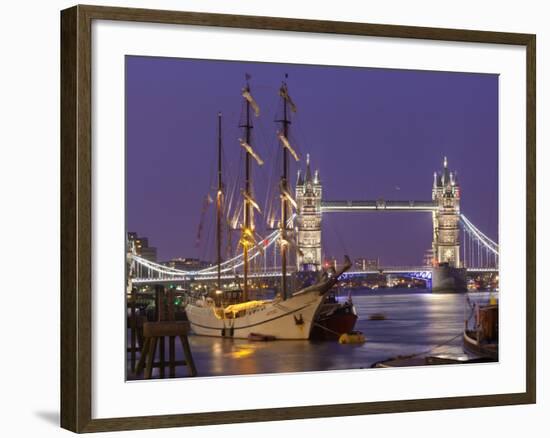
131 266 497 285
321 200 438 213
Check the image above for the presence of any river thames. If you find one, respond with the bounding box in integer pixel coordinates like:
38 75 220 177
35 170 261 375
127 288 497 379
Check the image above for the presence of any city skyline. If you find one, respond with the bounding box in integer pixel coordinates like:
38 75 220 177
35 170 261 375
126 56 498 265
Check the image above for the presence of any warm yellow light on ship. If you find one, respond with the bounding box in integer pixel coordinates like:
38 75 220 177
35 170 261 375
239 227 255 248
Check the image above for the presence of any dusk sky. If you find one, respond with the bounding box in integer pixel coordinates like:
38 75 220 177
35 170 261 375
126 56 498 266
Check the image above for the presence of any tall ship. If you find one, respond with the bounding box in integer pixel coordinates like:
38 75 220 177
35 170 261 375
185 77 351 339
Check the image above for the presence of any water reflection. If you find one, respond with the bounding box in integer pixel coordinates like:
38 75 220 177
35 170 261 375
127 288 497 379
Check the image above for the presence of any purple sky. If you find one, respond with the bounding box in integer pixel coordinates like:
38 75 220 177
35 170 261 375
126 56 498 265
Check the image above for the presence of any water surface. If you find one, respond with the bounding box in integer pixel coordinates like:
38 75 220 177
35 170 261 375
127 288 496 379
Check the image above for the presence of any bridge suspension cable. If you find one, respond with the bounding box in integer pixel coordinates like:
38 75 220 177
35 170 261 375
459 214 499 254
130 213 498 279
459 214 499 269
130 214 295 279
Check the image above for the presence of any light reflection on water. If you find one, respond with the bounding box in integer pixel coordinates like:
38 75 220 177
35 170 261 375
128 288 497 379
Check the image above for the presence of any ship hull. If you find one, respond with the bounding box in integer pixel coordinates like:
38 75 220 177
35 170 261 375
185 289 326 340
310 303 358 341
463 331 499 361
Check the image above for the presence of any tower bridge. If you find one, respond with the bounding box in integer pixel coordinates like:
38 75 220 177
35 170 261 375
129 156 499 291
295 156 466 272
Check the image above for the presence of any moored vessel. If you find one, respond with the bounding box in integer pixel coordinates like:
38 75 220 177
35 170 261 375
463 295 498 360
310 289 358 340
186 267 350 339
185 76 351 339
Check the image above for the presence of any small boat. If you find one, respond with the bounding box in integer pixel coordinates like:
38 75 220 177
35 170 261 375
368 312 387 321
310 289 358 341
372 354 494 368
463 296 498 360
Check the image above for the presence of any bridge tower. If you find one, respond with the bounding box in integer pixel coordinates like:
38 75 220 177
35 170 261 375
432 157 461 268
295 154 322 271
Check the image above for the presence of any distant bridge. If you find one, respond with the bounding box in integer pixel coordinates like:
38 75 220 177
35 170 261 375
130 265 497 286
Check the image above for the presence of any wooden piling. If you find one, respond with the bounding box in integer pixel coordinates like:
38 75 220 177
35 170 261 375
133 288 197 380
169 336 176 377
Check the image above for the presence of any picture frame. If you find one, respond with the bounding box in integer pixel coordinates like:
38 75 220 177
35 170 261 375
60 4 536 433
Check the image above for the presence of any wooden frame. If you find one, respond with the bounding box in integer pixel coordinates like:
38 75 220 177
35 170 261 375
60 4 536 433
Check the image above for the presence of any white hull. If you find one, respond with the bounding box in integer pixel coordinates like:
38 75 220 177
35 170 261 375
186 289 326 340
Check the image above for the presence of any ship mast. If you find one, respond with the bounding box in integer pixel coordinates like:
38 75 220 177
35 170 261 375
281 85 290 300
243 86 251 301
239 77 261 302
277 78 298 301
216 112 223 294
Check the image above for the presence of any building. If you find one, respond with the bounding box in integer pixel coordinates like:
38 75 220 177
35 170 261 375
295 154 322 271
127 232 157 263
354 258 380 271
431 157 461 268
423 249 435 267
